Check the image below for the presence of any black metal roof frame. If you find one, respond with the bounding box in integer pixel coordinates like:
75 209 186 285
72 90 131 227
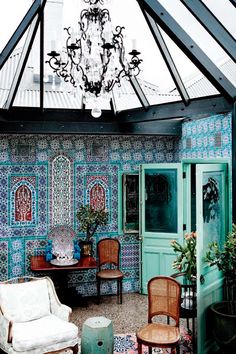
0 0 235 129
0 0 236 219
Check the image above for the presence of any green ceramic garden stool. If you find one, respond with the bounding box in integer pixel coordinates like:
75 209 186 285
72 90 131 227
81 316 114 354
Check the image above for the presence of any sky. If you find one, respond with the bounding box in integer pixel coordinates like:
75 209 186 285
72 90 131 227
0 0 235 91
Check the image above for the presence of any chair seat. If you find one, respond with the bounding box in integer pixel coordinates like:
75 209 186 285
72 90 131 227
12 314 78 352
97 269 123 279
137 323 180 346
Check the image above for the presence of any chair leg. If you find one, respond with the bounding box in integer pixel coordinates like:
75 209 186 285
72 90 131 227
192 317 195 351
97 278 101 305
117 279 119 304
72 343 78 354
138 342 142 354
187 317 190 333
119 279 122 304
175 344 180 354
148 346 152 354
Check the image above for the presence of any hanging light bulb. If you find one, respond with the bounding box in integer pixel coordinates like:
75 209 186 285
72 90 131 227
91 107 102 118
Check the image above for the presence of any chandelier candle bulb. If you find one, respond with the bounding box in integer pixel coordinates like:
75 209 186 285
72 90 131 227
132 39 137 51
51 40 56 51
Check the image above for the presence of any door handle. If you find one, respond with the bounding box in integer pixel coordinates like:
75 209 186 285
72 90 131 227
200 274 205 285
138 235 143 241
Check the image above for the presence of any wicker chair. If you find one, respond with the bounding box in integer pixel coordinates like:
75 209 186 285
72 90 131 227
0 276 78 354
96 238 124 304
136 276 181 354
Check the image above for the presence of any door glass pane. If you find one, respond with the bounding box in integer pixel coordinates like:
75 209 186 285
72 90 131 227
123 173 139 233
202 171 224 248
145 169 177 233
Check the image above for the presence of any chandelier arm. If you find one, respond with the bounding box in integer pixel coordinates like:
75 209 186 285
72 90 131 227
100 9 111 29
46 57 62 78
80 9 90 34
59 60 70 82
84 0 104 5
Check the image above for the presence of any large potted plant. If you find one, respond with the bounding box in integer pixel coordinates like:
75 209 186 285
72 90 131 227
76 204 108 256
205 224 236 353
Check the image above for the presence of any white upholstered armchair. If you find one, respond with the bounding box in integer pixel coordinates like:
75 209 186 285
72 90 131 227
0 276 78 354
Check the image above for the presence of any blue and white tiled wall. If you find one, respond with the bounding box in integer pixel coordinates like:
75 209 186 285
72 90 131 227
0 134 180 295
181 112 232 159
0 112 232 295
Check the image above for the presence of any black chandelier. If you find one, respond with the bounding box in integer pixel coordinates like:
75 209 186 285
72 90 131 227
46 0 142 98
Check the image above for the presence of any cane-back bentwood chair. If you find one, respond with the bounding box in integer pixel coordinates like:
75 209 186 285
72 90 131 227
136 276 181 354
96 238 124 304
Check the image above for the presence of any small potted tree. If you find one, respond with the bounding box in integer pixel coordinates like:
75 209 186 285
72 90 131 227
205 224 236 353
76 204 108 256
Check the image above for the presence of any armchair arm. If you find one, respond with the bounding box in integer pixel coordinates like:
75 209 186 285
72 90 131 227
53 303 72 322
46 276 72 321
0 313 12 345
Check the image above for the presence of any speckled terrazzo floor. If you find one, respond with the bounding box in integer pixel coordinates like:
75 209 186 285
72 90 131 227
71 293 148 336
70 292 193 337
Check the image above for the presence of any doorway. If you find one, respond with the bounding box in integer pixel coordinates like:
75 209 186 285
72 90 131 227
140 160 230 354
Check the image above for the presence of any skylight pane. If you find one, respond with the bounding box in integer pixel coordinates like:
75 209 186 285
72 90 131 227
202 0 236 37
158 0 233 63
0 0 32 52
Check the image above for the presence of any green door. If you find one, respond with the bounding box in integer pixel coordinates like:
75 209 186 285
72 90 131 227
140 163 183 294
196 163 228 354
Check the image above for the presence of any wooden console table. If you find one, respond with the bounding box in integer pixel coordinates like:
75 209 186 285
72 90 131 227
31 255 97 272
30 255 97 306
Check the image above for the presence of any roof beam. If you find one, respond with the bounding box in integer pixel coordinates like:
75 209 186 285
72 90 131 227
229 0 236 7
3 0 47 110
0 115 181 136
0 0 42 70
0 95 231 125
137 0 236 103
117 95 232 122
180 0 236 63
129 77 150 110
142 10 190 106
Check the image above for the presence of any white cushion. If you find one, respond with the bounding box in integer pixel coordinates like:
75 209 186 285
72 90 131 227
0 279 50 322
12 314 78 352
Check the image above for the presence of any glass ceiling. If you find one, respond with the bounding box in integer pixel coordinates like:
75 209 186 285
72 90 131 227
0 0 235 111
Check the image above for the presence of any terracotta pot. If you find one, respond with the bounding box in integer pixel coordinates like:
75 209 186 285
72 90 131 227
79 240 93 257
210 301 236 353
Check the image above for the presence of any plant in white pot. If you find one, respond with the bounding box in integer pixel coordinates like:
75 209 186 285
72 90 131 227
76 204 108 256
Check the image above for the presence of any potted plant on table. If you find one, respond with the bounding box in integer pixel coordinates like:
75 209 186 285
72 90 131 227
76 204 108 256
205 224 236 353
171 231 197 281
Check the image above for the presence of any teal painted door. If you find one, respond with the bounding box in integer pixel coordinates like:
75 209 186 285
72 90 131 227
140 163 183 294
196 164 228 354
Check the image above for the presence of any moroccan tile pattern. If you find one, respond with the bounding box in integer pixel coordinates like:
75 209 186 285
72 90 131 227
0 123 231 294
